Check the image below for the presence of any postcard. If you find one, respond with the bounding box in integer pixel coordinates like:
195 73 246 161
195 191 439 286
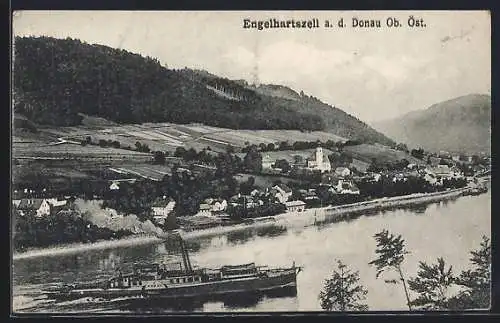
11 10 491 314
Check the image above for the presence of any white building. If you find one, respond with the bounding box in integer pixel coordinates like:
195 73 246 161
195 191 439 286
334 167 351 178
335 180 360 195
17 199 52 217
151 197 176 217
307 147 332 173
109 182 120 190
46 198 67 207
196 203 212 217
271 184 293 203
285 200 306 212
211 199 228 212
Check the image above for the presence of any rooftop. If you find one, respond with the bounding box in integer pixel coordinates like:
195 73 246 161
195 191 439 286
285 200 306 207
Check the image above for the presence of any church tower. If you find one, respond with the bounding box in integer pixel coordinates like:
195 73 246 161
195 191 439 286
316 147 323 165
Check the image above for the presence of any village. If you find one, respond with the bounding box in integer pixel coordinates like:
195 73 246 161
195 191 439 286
12 140 491 236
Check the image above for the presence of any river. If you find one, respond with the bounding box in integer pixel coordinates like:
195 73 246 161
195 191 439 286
12 190 490 313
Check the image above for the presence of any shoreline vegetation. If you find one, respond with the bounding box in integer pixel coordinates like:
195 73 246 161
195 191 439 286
13 185 486 261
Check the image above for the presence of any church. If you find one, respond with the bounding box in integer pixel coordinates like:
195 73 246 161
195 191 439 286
306 147 332 173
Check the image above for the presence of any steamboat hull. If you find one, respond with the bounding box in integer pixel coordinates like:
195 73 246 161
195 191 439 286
46 269 298 301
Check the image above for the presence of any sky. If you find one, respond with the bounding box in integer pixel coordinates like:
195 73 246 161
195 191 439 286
12 11 491 123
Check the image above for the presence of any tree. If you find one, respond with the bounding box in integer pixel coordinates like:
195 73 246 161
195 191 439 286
408 257 455 310
98 139 108 148
319 260 368 311
395 143 409 153
273 159 291 173
410 148 425 160
243 145 262 173
369 230 412 310
153 151 166 165
447 236 491 310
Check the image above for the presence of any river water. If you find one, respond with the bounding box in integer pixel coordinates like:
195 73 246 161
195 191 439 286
12 191 490 313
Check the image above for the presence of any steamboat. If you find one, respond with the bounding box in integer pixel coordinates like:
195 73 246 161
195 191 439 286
43 233 302 300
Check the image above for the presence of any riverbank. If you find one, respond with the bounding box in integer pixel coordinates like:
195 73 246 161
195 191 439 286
13 185 485 260
12 234 162 261
176 185 479 239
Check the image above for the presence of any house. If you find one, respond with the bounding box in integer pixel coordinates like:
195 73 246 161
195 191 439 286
195 204 212 217
423 172 438 185
285 200 306 212
299 189 320 202
151 197 176 217
109 182 120 190
306 147 332 173
262 154 275 169
407 163 418 170
391 173 407 183
12 200 21 207
334 180 360 195
46 198 67 207
17 198 52 217
207 198 228 212
272 184 293 203
250 189 261 197
334 167 351 178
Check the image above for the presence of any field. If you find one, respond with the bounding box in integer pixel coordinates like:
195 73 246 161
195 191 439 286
343 144 425 165
21 122 348 155
109 164 173 181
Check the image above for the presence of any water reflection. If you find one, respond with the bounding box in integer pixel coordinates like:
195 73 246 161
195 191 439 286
227 230 254 245
108 286 298 313
255 225 288 238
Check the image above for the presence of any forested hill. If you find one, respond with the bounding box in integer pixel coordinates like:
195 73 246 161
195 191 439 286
13 36 394 146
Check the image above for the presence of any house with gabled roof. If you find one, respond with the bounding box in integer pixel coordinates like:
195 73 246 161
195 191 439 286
270 184 293 203
151 197 176 217
17 198 52 217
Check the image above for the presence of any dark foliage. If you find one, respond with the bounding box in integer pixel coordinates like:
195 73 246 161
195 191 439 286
13 209 132 252
408 258 455 310
14 36 394 146
319 260 369 311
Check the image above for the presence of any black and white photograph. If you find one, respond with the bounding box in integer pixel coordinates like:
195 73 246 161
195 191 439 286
11 10 491 314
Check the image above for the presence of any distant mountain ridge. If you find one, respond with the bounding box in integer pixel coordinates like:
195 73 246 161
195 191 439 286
372 94 491 154
13 36 394 146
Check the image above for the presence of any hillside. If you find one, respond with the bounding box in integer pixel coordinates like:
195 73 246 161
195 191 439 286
13 36 394 146
372 94 491 154
252 84 303 101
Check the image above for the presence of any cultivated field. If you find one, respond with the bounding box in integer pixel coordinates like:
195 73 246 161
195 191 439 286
343 144 425 165
109 164 173 181
26 122 348 155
